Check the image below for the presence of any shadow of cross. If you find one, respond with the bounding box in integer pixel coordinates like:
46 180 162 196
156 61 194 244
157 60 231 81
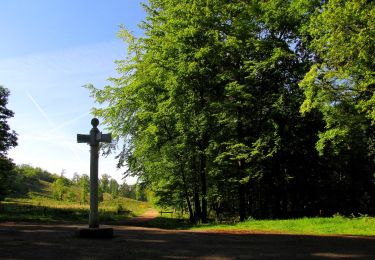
77 118 111 228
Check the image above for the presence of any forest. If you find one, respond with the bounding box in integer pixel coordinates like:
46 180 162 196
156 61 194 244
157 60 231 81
87 0 374 223
1 0 374 224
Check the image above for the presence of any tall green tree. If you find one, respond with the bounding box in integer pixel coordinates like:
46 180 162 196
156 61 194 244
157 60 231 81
79 174 90 204
99 174 111 194
88 0 314 220
119 182 136 199
52 177 69 200
109 178 119 198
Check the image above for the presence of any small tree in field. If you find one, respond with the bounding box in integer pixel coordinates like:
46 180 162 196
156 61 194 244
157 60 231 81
79 174 90 204
52 178 68 200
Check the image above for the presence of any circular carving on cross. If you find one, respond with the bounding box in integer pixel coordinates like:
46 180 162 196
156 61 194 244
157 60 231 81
91 118 99 128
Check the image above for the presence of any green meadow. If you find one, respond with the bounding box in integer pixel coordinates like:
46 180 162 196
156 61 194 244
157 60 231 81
142 215 375 236
192 216 375 236
0 195 152 223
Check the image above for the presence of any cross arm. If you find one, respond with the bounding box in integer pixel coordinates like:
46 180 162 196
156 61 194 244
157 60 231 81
77 134 90 143
98 133 112 143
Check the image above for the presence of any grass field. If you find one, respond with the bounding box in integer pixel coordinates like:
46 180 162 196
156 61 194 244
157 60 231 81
195 215 375 236
144 215 375 236
0 195 152 222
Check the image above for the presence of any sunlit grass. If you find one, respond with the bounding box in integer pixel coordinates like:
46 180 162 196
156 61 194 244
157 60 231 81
142 214 375 236
0 196 152 223
191 215 375 236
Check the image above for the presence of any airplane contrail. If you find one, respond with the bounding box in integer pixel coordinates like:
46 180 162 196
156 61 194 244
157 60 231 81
47 111 90 134
26 91 54 127
25 90 86 164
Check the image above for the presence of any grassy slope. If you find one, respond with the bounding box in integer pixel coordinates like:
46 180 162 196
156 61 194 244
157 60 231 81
0 179 153 222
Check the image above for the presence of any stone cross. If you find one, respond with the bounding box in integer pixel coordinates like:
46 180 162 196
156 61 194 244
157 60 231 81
77 118 111 228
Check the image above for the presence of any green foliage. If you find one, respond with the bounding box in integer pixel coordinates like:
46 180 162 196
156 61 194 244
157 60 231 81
52 177 69 200
0 86 17 200
135 182 148 202
109 178 119 198
297 0 375 219
79 174 90 204
300 0 375 150
5 164 58 197
99 174 110 193
0 86 17 157
119 182 136 199
0 157 15 200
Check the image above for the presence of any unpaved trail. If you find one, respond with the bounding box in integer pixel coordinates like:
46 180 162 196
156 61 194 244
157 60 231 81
125 208 159 224
1 220 375 259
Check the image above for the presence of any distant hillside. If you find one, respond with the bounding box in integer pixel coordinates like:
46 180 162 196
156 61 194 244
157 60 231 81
0 164 153 222
4 164 142 202
5 164 59 198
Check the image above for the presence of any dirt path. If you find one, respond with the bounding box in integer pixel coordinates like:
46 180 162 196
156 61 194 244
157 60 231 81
125 208 159 224
1 221 375 259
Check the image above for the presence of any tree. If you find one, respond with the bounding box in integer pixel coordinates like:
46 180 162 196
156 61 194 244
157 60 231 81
72 172 80 184
99 174 110 194
0 86 17 200
0 86 17 157
79 174 90 204
52 177 69 200
87 0 320 220
119 183 136 199
135 182 147 202
109 178 119 198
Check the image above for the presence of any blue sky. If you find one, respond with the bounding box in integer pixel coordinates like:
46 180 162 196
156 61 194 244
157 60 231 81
0 0 145 184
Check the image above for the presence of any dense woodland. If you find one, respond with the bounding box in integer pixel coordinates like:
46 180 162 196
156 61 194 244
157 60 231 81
1 0 374 223
87 0 375 222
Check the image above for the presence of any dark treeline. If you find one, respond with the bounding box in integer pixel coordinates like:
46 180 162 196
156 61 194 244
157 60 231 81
88 0 373 222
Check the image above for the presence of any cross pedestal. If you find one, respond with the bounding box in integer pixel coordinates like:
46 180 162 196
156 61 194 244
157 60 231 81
76 118 113 238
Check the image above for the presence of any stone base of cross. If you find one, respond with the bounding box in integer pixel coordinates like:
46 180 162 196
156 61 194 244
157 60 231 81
76 118 113 238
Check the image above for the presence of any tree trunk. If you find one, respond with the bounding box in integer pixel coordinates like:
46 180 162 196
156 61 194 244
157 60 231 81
197 86 208 223
186 194 194 223
180 165 194 222
200 149 208 223
194 189 202 222
239 182 246 221
237 106 246 221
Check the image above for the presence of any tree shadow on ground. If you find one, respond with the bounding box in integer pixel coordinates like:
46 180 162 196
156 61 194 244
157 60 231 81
1 222 375 259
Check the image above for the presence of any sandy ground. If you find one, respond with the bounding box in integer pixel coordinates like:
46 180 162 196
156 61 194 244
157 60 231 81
1 210 375 259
